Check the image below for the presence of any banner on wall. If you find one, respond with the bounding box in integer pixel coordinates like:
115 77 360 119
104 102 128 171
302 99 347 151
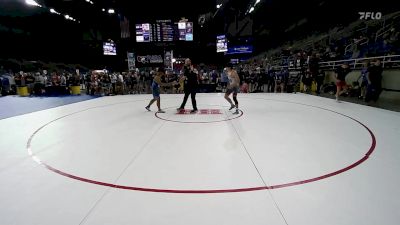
226 45 253 55
127 52 135 71
164 50 173 70
136 55 164 67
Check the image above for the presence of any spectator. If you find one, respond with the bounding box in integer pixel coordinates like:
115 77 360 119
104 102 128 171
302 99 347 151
85 73 92 95
117 73 124 95
286 70 301 93
274 69 286 93
335 63 351 102
14 71 23 87
249 70 257 92
9 72 16 93
25 73 35 95
132 71 139 94
365 59 383 103
125 72 133 94
266 68 275 93
302 69 313 93
33 72 45 95
43 70 50 87
51 72 60 86
60 73 66 86
358 61 370 100
220 68 229 92
110 73 117 95
145 71 153 94
211 70 218 84
240 80 249 93
255 69 264 92
315 70 325 95
103 73 112 95
309 53 320 77
1 70 15 95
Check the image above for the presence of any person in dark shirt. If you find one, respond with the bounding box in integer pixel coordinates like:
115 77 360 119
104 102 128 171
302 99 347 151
287 70 301 93
266 68 275 93
25 73 35 95
238 69 245 86
177 58 198 113
274 69 287 93
14 72 23 86
365 59 383 103
302 69 313 93
85 73 92 95
309 54 323 94
335 63 351 102
255 69 264 92
315 69 325 95
358 61 370 99
308 53 320 77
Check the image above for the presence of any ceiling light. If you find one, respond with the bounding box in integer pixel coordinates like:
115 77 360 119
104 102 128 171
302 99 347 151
25 0 42 7
65 15 70 20
108 9 115 14
102 8 105 12
249 7 255 13
49 8 61 15
255 0 261 6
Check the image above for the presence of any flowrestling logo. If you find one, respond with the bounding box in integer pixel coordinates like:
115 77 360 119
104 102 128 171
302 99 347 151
359 12 382 20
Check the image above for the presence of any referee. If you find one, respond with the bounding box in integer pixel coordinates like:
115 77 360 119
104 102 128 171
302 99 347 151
177 58 198 113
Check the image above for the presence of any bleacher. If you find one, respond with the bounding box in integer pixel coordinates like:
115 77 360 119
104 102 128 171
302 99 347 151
250 11 400 67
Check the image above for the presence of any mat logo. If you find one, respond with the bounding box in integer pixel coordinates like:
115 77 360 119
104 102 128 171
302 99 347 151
359 12 382 20
176 109 222 115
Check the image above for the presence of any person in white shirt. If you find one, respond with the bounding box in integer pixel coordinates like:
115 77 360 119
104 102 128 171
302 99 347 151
118 73 124 83
111 73 117 94
60 74 66 86
118 73 125 94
